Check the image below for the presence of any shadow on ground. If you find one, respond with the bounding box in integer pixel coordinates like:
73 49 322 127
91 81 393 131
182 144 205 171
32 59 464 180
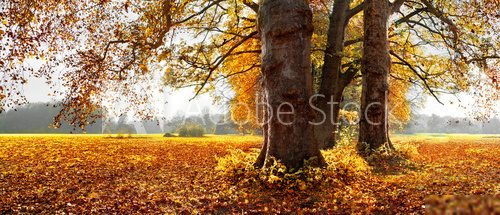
364 151 422 175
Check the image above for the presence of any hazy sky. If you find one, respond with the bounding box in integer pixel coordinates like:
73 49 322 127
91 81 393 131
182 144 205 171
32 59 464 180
22 76 226 119
19 75 494 119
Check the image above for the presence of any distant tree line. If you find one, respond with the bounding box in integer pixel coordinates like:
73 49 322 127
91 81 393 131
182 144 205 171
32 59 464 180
0 103 257 135
163 108 259 135
401 114 500 134
0 103 102 134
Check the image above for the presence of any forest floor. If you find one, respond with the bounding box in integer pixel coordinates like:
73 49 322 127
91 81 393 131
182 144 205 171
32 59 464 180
0 134 498 214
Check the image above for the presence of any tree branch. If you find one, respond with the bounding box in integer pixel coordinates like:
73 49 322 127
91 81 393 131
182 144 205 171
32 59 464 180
345 37 363 47
340 61 360 87
420 0 459 45
242 0 259 13
177 0 225 24
391 0 406 14
395 7 427 26
347 2 364 20
191 31 258 100
220 63 260 79
390 50 444 105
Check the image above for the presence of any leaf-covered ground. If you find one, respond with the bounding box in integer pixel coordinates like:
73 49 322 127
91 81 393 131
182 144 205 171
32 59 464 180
0 134 498 213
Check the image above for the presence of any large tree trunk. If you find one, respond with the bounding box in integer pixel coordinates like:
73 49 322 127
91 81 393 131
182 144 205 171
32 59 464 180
256 0 325 170
254 88 268 168
358 0 391 152
314 88 343 149
314 0 354 149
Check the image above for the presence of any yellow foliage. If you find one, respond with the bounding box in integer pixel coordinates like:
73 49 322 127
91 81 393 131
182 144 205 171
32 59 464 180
0 134 499 213
339 110 359 124
322 146 371 174
388 78 412 129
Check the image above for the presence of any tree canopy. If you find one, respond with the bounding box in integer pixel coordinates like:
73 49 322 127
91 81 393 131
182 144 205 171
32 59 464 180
0 0 499 128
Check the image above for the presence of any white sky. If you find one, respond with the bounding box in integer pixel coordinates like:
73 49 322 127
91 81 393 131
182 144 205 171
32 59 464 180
22 76 226 119
418 94 474 118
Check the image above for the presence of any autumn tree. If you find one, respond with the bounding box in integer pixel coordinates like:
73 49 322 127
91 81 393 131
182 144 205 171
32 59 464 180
312 0 361 149
221 0 499 150
1 0 499 163
255 0 326 169
0 0 189 126
0 0 326 169
357 0 500 151
357 0 392 151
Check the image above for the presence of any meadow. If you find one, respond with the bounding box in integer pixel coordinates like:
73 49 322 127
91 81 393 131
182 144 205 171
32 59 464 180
0 134 498 213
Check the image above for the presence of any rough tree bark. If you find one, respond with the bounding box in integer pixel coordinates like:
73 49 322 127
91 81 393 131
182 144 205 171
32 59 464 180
314 0 353 150
358 0 391 152
255 0 326 170
254 87 268 168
